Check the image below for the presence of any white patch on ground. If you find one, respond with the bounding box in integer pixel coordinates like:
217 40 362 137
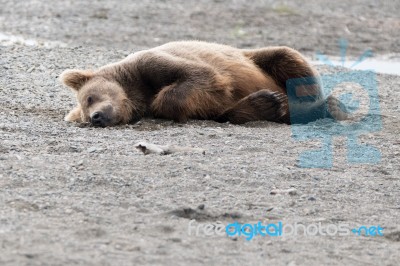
0 32 67 48
135 141 205 155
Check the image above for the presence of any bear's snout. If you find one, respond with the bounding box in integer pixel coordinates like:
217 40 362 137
91 112 106 127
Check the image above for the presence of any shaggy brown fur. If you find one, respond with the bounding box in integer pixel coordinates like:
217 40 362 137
61 41 332 127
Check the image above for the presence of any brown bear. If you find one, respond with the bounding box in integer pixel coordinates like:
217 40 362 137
61 41 345 127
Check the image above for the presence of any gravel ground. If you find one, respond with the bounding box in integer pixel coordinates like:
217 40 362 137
1 1 400 265
1 0 399 55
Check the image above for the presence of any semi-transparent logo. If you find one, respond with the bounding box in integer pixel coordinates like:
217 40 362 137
287 39 381 168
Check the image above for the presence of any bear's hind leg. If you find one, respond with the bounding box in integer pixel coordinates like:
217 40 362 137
245 47 331 123
244 47 318 91
216 89 289 124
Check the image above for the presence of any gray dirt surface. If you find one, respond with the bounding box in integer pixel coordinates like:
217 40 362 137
1 0 400 265
1 0 399 55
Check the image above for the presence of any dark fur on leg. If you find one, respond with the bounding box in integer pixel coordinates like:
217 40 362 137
216 90 289 124
244 47 318 91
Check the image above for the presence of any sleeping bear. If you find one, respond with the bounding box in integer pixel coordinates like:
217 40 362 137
61 41 346 127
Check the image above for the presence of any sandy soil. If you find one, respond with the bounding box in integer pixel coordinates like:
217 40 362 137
1 1 400 265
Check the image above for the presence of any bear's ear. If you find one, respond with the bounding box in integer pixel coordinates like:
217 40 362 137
65 105 82 122
60 69 94 91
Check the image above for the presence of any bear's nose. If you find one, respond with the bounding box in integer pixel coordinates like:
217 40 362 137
91 112 105 127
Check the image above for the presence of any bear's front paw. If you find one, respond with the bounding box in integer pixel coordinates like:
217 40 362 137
65 105 83 122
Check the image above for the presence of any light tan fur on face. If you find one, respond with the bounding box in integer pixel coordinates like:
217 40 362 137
61 70 134 126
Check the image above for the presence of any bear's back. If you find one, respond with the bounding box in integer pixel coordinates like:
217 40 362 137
153 41 283 98
155 41 252 67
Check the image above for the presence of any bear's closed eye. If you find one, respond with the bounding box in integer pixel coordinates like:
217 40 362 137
87 96 94 105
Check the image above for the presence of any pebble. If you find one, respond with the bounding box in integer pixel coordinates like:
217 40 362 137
88 147 97 153
270 188 297 196
308 196 317 201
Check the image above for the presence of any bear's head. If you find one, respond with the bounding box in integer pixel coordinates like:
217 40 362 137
61 69 135 127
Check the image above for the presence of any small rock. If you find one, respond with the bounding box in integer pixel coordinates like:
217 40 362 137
27 66 35 73
270 188 297 196
24 254 35 259
88 147 97 153
308 196 316 201
270 189 279 195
